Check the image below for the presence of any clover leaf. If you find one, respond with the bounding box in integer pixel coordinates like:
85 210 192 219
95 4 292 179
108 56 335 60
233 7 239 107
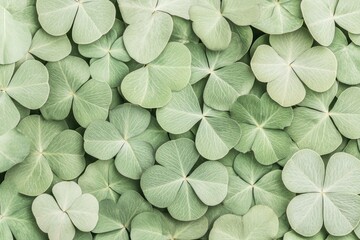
230 93 294 164
0 180 46 240
251 0 303 34
282 149 360 236
84 103 154 179
118 0 192 64
78 19 130 88
186 33 255 111
209 205 279 240
0 60 49 135
93 191 152 240
78 159 139 202
0 5 32 64
36 0 116 44
40 56 112 128
189 0 259 50
131 211 208 240
157 84 241 160
0 129 30 173
5 115 85 196
32 181 99 240
328 28 360 85
287 84 360 155
120 42 191 108
224 153 294 216
301 0 360 46
251 27 337 107
141 138 228 221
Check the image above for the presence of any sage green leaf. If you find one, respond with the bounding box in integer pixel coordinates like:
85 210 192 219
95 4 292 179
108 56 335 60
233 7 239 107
7 60 49 109
90 54 129 88
37 0 116 44
141 165 183 208
190 1 231 50
222 0 260 26
330 87 360 139
130 212 168 240
109 103 151 140
300 0 337 46
29 29 71 62
187 161 228 206
110 37 131 62
350 32 360 46
252 0 303 34
334 0 360 34
287 107 342 155
0 129 30 172
156 0 192 19
171 216 208 239
282 149 325 193
168 182 208 221
117 0 156 25
196 114 241 160
323 152 360 193
84 120 124 160
43 130 85 180
170 16 199 44
121 42 191 108
41 56 90 120
0 91 19 135
323 193 360 236
123 12 173 64
286 193 323 237
0 6 32 64
72 79 112 127
284 230 327 240
52 181 82 211
67 194 99 231
209 205 279 240
115 140 154 179
186 43 210 84
329 29 360 85
0 180 46 240
203 62 255 111
157 84 202 134
78 159 139 202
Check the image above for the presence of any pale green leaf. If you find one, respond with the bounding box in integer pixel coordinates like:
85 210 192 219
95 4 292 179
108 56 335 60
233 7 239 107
0 92 20 135
67 194 99 231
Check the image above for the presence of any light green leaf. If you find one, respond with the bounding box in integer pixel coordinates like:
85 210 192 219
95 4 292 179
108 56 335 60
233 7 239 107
286 193 323 237
52 181 82 212
0 6 32 64
188 161 228 206
123 11 173 64
330 87 360 139
334 0 360 34
0 129 30 172
110 37 131 62
190 2 231 50
29 29 71 62
73 79 112 128
157 0 192 19
67 194 99 231
84 120 124 160
282 149 325 193
0 91 20 135
222 0 260 26
7 60 49 109
117 0 157 25
131 212 168 240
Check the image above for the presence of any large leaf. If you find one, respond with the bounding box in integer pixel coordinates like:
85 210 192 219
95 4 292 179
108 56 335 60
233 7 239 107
121 42 191 108
0 91 20 135
67 194 99 231
0 6 32 64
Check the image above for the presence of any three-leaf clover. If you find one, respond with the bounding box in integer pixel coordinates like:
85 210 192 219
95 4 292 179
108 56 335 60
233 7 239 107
32 181 99 240
157 84 241 160
120 42 191 108
301 0 360 46
230 93 294 165
0 60 49 134
40 56 112 128
36 0 116 44
189 0 259 50
93 191 152 240
118 0 192 63
78 19 130 88
186 32 255 111
5 115 85 196
287 84 360 155
224 153 294 216
141 138 229 221
282 149 360 236
84 103 155 179
131 211 208 240
78 159 139 202
209 205 279 240
0 180 46 240
251 27 337 107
